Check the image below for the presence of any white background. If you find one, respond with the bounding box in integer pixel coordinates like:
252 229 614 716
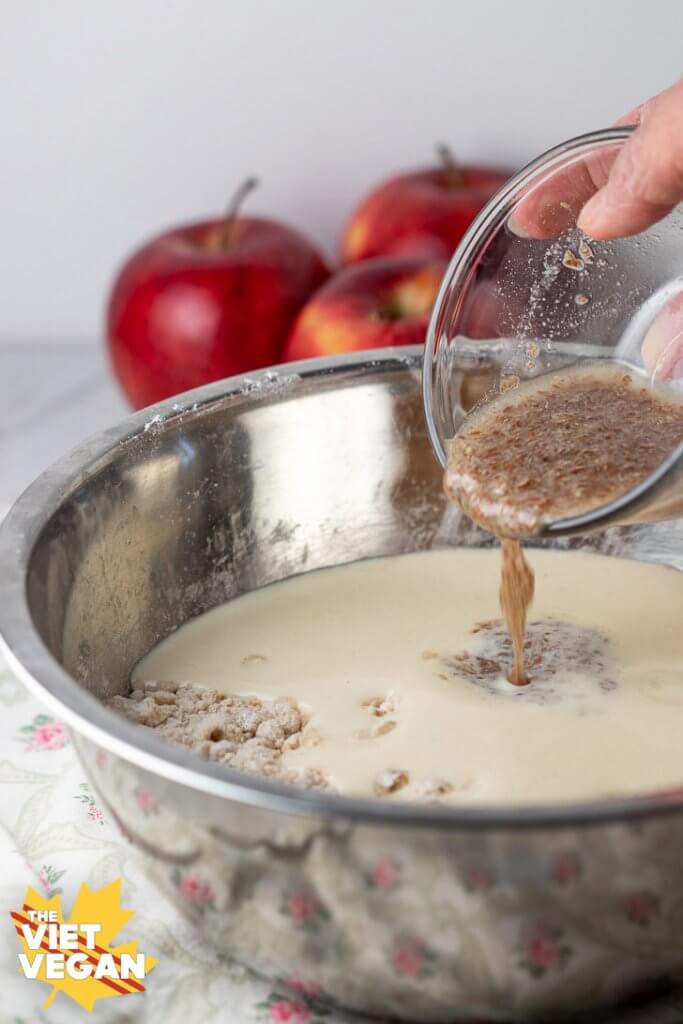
2 0 682 345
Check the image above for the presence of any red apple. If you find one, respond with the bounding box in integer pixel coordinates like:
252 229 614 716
283 257 445 361
341 147 512 264
107 180 330 408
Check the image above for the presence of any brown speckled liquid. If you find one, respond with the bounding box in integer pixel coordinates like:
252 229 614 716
445 363 683 685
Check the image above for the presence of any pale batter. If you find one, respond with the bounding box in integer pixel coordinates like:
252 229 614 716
132 548 683 805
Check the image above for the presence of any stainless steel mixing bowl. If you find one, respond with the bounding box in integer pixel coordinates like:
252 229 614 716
1 348 683 1022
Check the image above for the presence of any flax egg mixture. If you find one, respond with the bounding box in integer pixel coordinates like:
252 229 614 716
444 363 683 539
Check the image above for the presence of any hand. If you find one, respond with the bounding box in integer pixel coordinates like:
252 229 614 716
589 81 683 380
508 78 683 380
509 78 683 243
579 79 683 240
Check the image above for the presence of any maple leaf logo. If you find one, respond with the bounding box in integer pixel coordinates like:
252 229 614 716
10 880 158 1011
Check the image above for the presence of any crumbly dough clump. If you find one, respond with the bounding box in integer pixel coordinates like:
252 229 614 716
111 681 458 802
109 680 332 790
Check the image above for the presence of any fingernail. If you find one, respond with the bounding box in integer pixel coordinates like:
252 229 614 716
642 304 683 380
507 210 532 239
508 197 576 240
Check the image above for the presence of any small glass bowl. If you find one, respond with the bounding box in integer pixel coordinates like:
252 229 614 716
423 127 683 474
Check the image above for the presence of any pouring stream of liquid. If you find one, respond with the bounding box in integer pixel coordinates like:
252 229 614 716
499 539 535 684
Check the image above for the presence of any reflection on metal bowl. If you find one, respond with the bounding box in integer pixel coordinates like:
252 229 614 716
1 347 683 1021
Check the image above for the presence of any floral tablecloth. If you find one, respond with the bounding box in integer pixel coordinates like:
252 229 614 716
3 652 683 1024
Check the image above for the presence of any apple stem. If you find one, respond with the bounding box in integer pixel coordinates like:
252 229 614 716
436 144 464 188
209 176 259 250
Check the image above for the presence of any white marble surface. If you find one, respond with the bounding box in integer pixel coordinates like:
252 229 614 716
0 342 129 515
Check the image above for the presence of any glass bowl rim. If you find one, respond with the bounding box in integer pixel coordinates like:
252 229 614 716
423 125 636 469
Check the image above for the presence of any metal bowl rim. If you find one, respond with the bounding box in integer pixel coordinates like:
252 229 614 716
2 344 682 831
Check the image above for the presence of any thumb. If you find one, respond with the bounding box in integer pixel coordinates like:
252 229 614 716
641 293 683 382
578 79 683 240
